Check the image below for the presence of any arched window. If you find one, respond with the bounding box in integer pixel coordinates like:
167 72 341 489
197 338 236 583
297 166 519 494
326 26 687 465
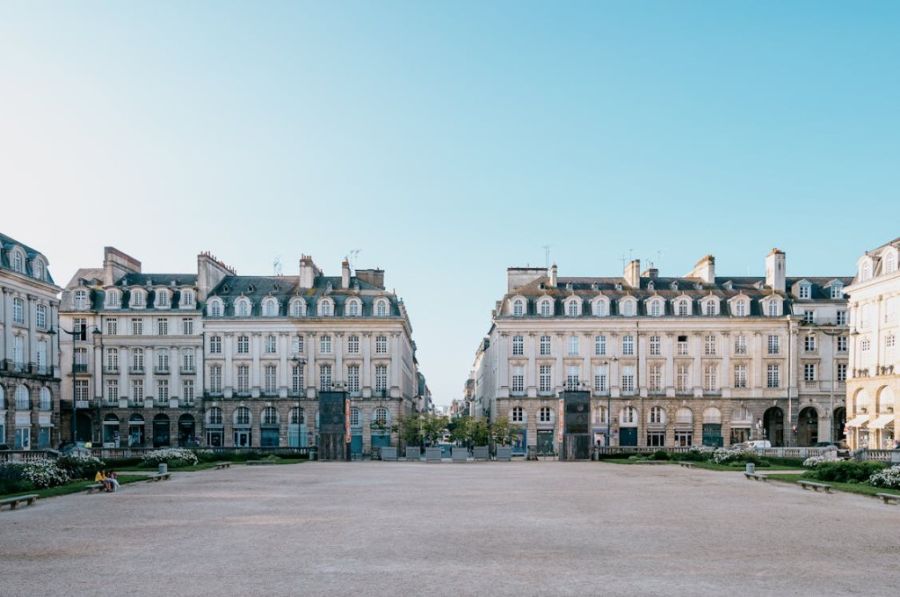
675 299 690 316
207 407 223 426
375 299 388 317
234 407 251 426
511 406 524 423
15 385 29 409
702 407 722 424
512 299 525 317
180 289 195 307
592 298 609 317
649 299 662 317
105 289 120 308
861 261 872 281
885 252 897 274
593 405 608 425
38 387 51 410
289 298 306 317
373 407 389 426
565 298 581 317
262 407 279 426
539 298 553 317
649 406 666 425
290 407 305 425
767 299 779 317
12 249 24 273
702 299 717 316
32 259 44 280
675 408 693 425
620 406 638 426
318 298 334 317
155 289 170 308
130 289 145 308
236 298 251 317
619 298 636 317
262 297 278 317
733 298 747 317
346 298 361 317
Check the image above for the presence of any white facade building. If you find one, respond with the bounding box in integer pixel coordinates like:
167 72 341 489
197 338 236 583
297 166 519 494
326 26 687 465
845 237 900 450
472 250 851 454
0 232 61 450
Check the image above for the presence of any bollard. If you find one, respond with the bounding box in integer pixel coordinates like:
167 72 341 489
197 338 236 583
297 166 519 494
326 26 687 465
745 462 755 475
158 463 168 475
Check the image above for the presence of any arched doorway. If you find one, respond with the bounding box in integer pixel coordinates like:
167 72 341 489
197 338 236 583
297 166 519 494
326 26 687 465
153 414 171 447
75 412 93 443
797 407 818 446
178 414 196 447
763 407 784 447
102 414 121 447
832 407 846 444
129 414 145 447
702 407 723 447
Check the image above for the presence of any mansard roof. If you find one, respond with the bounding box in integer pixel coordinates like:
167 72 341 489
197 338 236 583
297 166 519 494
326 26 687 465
119 273 198 287
0 231 56 284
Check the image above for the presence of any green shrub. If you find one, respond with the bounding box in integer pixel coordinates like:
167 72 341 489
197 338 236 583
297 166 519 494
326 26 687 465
651 450 670 461
57 454 106 480
0 463 33 495
679 449 713 462
805 461 885 483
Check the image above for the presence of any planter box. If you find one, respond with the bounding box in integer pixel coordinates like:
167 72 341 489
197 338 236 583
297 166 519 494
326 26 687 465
495 446 512 461
405 446 422 461
473 446 490 461
425 447 443 463
452 446 469 463
380 447 398 461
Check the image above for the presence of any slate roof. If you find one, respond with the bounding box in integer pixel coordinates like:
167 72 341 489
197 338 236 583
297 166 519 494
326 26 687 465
0 231 56 285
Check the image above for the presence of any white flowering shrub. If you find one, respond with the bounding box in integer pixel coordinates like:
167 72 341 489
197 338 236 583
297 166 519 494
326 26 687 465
140 448 198 468
20 460 70 489
57 454 105 479
869 465 900 489
713 448 763 465
803 452 839 468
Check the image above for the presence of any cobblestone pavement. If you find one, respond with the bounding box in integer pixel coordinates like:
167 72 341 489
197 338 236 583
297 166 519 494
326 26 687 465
2 462 897 596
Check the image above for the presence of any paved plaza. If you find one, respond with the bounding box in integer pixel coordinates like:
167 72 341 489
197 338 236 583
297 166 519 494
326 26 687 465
2 462 898 596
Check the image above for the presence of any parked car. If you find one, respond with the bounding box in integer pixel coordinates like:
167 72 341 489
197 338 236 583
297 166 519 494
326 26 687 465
736 440 772 450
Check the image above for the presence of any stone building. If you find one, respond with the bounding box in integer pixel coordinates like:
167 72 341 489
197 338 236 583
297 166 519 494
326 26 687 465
472 249 851 455
60 248 422 454
845 238 900 450
0 232 61 449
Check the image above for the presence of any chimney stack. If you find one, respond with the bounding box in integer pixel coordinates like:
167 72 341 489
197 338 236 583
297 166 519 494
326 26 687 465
299 255 320 289
549 263 558 288
341 259 351 289
687 255 715 285
624 259 641 288
765 248 786 292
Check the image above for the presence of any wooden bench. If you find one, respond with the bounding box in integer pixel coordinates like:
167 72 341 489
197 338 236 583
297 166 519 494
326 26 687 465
799 480 832 493
744 472 767 482
0 494 39 511
85 483 106 494
678 462 695 469
214 462 231 470
147 473 171 482
877 493 900 505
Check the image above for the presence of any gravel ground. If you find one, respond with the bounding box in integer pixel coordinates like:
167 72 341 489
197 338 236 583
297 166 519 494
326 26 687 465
1 462 897 596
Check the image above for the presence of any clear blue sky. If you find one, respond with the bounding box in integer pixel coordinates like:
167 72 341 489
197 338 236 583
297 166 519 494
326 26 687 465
2 2 897 406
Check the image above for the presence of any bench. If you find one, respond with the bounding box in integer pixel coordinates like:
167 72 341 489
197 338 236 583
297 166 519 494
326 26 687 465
744 472 767 482
0 494 39 511
877 493 900 505
147 473 171 482
798 480 832 493
214 462 231 470
85 483 106 494
245 460 275 466
678 462 695 468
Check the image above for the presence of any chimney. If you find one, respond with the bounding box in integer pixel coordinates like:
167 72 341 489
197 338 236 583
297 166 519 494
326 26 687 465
549 264 558 288
765 248 786 292
341 259 351 289
641 268 659 280
355 268 385 289
299 255 320 289
103 247 141 286
624 259 640 288
687 255 715 285
507 267 547 292
196 252 235 301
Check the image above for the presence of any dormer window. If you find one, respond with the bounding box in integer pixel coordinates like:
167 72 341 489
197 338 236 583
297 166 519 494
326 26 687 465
670 281 679 291
886 252 897 274
236 297 251 317
262 297 279 317
649 299 662 317
207 298 223 317
734 299 747 317
620 298 636 317
512 299 525 317
830 283 843 300
131 289 145 308
156 290 170 308
32 259 44 281
375 299 388 317
180 290 195 308
702 299 718 316
675 298 690 317
798 283 811 299
11 249 24 273
74 290 88 311
318 298 334 317
346 298 361 317
591 298 609 317
105 289 121 309
861 261 872 281
766 298 780 317
565 298 581 317
289 298 306 317
539 298 553 317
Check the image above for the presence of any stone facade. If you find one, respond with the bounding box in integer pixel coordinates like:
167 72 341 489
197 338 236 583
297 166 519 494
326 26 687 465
472 250 851 453
60 248 423 453
845 238 900 450
0 232 61 450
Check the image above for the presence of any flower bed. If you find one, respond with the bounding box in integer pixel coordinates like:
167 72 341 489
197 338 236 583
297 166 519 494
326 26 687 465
58 454 106 480
869 465 900 489
0 460 70 493
140 448 199 468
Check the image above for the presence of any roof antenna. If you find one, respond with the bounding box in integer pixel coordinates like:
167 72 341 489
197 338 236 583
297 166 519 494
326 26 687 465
542 245 551 269
348 249 361 269
273 256 283 277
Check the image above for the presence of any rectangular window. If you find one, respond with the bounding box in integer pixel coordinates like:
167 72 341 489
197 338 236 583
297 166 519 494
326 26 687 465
182 349 194 372
36 305 47 329
74 380 89 401
237 365 249 393
237 335 249 354
887 335 896 349
734 335 747 355
767 364 780 388
131 318 143 335
347 365 360 393
106 379 118 404
648 364 662 392
677 335 689 356
73 317 87 340
837 363 847 382
734 364 747 388
595 335 606 356
593 368 607 393
157 379 169 402
703 365 717 392
292 365 304 394
157 318 168 336
566 365 580 391
622 335 634 356
539 365 552 393
264 365 277 394
209 366 222 393
157 349 169 372
183 380 194 404
804 335 816 352
676 364 689 393
837 336 848 352
767 335 780 355
182 318 194 335
12 298 24 324
132 379 144 402
320 364 333 391
292 335 305 354
540 335 551 356
861 338 871 351
265 335 277 353
347 335 359 354
803 310 814 324
621 367 635 394
804 363 816 382
513 335 524 356
799 285 811 299
704 335 716 356
210 336 222 354
320 335 332 354
836 311 847 326
649 336 660 356
106 318 118 335
376 335 388 354
375 365 387 392
105 347 118 372
512 366 524 394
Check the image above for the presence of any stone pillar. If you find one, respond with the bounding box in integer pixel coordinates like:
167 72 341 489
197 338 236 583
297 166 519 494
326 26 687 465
306 332 316 398
390 333 400 392
279 333 289 397
250 333 261 395
27 295 37 364
334 333 344 387
118 347 129 400
171 346 181 401
144 347 154 402
0 288 9 361
554 333 564 394
582 332 592 391
223 334 234 395
362 332 371 397
93 343 103 399
527 333 537 396
665 333 675 397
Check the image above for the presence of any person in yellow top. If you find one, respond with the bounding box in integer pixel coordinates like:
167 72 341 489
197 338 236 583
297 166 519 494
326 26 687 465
94 470 110 492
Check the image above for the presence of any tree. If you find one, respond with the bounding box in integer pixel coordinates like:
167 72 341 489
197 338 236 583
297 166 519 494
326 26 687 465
490 416 520 446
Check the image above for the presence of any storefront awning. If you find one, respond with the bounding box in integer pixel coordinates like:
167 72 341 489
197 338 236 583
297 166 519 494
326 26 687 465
870 414 895 430
847 414 870 428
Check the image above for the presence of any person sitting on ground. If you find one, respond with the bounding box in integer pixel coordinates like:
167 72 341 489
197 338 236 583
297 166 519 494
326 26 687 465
106 470 120 493
94 469 110 492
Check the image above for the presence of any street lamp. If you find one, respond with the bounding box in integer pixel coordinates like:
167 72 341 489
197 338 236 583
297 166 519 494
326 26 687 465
48 323 99 445
821 328 844 444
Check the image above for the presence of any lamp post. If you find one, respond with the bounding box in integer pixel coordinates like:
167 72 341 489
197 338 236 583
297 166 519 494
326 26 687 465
48 323 98 445
821 328 844 443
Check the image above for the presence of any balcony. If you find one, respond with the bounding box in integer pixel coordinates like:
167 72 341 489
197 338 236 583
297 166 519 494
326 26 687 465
73 364 89 374
154 366 170 375
104 366 119 375
130 367 145 375
180 367 196 375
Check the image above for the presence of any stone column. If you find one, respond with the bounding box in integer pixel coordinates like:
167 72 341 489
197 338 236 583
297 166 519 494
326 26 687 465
118 347 129 400
334 333 344 387
171 346 181 401
27 295 37 364
223 334 233 396
753 332 764 390
665 333 675 397
144 347 154 402
0 289 9 361
527 333 537 396
279 333 289 397
554 333 564 394
93 343 103 399
692 332 703 395
362 332 371 397
306 332 316 398
390 333 400 392
250 333 261 394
